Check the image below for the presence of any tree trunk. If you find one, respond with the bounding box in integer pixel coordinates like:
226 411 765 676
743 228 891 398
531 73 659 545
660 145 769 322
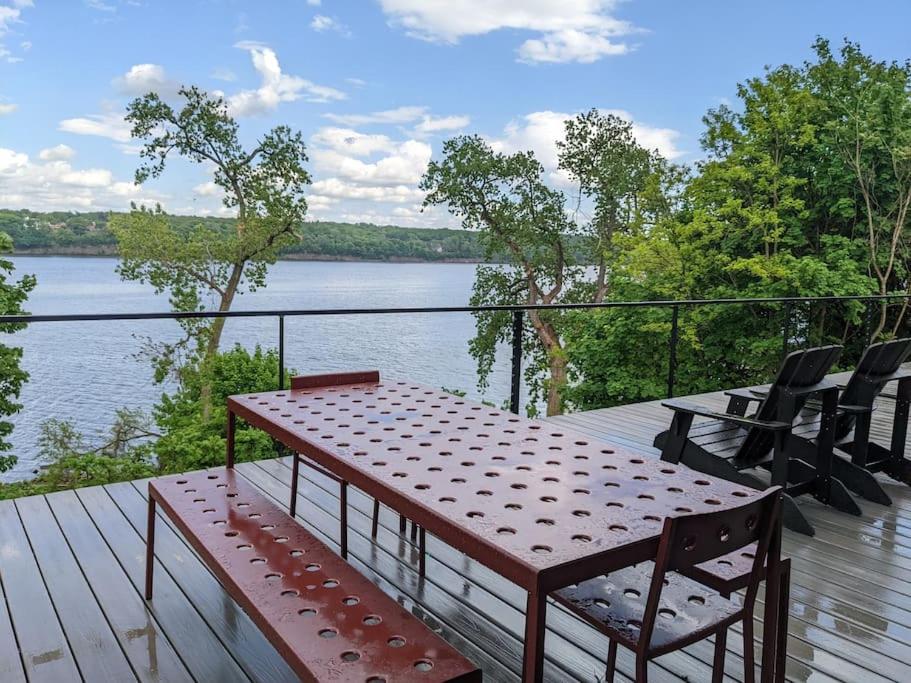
546 352 568 417
200 261 244 421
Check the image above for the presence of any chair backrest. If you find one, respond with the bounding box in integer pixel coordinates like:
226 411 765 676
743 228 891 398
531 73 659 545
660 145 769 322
737 345 842 462
835 338 911 439
637 487 782 651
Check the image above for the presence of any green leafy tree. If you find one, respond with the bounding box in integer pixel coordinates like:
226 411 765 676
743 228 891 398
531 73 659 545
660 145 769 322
0 232 34 473
112 86 310 414
423 115 679 415
421 135 580 415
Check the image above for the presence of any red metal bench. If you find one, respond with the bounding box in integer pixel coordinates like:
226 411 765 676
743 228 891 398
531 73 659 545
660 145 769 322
145 468 481 683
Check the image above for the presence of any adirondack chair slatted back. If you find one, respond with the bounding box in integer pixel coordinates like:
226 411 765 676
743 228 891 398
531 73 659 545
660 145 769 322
835 338 911 439
737 345 843 462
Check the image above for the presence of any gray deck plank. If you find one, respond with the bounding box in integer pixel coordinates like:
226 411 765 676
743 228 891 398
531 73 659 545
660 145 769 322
0 499 81 682
46 489 192 683
3 378 910 682
15 494 137 682
106 480 299 683
76 483 251 682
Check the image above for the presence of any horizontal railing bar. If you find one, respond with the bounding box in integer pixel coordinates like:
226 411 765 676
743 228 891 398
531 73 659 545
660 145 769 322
0 293 909 326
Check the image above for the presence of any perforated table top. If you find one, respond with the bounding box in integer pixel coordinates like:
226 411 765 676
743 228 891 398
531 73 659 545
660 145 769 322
228 373 761 590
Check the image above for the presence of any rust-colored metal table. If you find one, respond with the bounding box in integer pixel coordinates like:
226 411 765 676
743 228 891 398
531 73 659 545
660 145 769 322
227 371 784 682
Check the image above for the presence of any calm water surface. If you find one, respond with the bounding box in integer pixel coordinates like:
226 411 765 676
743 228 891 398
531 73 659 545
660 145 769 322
3 257 518 481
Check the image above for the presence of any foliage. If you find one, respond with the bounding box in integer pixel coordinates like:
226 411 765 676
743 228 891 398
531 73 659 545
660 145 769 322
114 87 309 408
0 231 34 473
0 345 286 499
423 116 681 415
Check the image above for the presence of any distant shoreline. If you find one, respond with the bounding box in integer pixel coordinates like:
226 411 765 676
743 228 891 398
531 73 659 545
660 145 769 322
11 248 490 264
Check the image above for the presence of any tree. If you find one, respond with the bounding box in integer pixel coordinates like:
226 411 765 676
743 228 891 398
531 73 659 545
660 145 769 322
112 86 310 415
422 135 579 415
0 231 34 474
422 114 679 416
808 39 911 339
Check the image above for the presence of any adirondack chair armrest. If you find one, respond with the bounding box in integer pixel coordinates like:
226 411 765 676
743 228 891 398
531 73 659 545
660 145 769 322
661 399 792 431
836 403 874 415
723 387 764 403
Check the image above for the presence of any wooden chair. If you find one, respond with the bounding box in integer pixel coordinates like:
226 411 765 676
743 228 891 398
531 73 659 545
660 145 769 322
725 338 911 507
554 487 783 683
654 346 857 535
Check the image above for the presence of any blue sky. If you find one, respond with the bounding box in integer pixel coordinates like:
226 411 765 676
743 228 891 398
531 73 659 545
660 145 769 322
1 0 909 226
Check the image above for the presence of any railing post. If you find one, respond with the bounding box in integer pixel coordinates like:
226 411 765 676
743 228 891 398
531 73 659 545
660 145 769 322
864 297 875 344
278 315 285 390
667 305 679 399
510 310 523 414
782 302 791 359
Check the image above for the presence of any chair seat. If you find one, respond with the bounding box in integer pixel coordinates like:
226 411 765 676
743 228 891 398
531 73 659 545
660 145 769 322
554 563 742 657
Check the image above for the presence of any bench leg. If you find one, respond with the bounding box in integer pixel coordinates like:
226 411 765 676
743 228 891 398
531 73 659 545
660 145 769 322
340 481 348 560
145 494 156 600
289 455 300 518
418 527 426 577
371 499 380 539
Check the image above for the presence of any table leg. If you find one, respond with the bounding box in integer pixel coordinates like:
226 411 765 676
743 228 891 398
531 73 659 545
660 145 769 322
290 455 300 517
521 588 547 683
762 516 784 682
226 409 236 469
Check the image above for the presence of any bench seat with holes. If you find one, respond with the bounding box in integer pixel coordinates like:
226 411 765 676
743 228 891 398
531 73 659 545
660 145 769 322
144 468 482 683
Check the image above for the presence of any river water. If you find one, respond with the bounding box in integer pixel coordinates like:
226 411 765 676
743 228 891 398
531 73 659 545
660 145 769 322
2 257 519 482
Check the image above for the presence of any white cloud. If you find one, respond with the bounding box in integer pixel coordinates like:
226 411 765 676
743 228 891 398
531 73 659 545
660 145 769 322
323 106 469 136
39 144 75 161
211 67 236 82
310 127 397 157
377 0 638 63
0 145 165 211
310 14 349 35
345 77 367 87
312 139 431 186
192 181 222 197
306 0 321 5
311 178 424 203
85 0 116 11
0 6 22 34
413 114 470 136
517 28 628 64
324 106 427 126
113 63 177 96
0 102 16 115
58 112 132 142
228 42 345 115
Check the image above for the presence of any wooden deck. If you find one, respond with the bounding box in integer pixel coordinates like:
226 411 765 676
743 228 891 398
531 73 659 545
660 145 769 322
2 381 910 682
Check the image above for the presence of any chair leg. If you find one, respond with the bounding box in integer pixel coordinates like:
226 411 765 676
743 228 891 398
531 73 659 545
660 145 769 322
712 628 727 683
144 494 156 600
410 520 419 543
742 616 755 683
776 560 792 682
399 514 407 534
605 640 618 682
371 499 380 539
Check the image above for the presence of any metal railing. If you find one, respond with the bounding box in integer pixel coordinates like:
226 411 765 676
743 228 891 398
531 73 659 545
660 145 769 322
1 293 910 414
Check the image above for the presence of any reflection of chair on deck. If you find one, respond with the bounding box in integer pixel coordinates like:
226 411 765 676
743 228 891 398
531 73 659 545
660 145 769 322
727 338 911 507
654 346 857 536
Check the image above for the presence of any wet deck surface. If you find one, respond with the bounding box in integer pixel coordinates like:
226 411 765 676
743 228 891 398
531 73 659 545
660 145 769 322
1 379 909 681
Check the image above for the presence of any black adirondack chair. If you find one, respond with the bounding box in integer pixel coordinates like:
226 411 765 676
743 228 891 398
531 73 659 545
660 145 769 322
654 346 857 536
739 338 911 506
